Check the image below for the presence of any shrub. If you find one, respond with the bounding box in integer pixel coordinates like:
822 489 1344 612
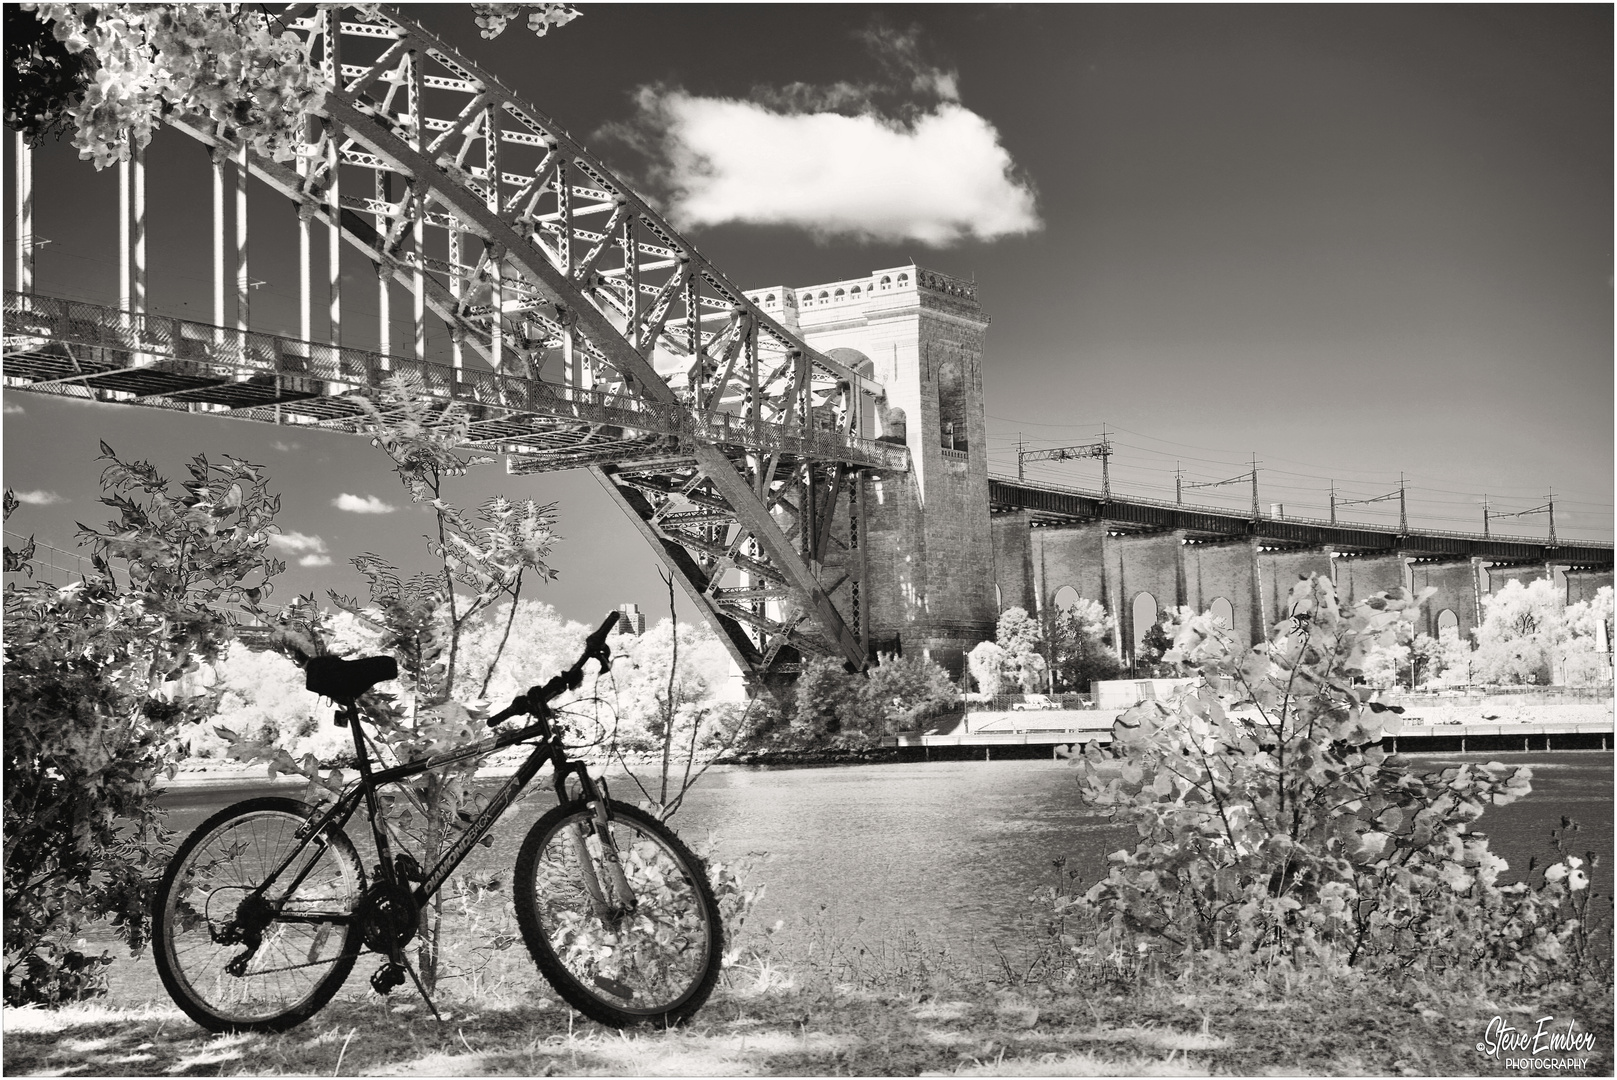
3 448 281 1004
1058 575 1598 984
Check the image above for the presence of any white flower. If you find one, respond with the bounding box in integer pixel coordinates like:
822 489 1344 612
1545 862 1568 883
1568 868 1590 892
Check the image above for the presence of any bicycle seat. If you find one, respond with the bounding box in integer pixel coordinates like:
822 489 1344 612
304 654 398 704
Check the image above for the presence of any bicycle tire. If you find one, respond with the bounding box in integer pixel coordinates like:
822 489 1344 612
514 798 723 1028
153 796 365 1033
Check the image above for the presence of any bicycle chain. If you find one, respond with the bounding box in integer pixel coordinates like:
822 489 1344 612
218 948 366 979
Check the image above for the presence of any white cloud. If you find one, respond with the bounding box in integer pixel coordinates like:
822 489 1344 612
298 554 334 567
334 493 396 515
3 401 24 415
271 440 301 452
268 530 328 556
617 29 1039 246
12 490 65 505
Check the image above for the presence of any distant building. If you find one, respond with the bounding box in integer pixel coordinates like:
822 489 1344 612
617 603 646 635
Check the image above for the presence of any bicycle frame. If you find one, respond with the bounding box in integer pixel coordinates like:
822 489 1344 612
252 696 621 932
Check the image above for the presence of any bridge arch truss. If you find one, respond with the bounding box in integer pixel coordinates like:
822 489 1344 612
4 4 909 678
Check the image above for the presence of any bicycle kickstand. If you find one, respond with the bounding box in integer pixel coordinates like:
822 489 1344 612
375 948 444 1023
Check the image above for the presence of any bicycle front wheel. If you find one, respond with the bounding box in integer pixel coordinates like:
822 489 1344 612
515 799 722 1028
153 797 364 1033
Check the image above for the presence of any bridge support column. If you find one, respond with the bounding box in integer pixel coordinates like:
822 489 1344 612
795 267 996 676
13 133 31 293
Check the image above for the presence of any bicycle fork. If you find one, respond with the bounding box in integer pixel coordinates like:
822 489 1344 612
558 766 636 919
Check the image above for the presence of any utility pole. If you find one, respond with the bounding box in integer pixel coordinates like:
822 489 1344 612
1483 495 1490 539
1017 434 1025 480
1175 462 1182 505
1329 480 1336 525
1398 473 1407 533
1547 488 1556 546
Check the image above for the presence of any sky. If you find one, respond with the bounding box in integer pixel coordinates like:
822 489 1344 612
3 3 1611 629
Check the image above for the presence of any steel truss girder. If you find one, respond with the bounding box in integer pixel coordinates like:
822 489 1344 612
22 3 894 675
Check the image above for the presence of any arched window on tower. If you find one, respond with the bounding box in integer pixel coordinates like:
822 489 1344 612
1053 585 1080 611
1436 609 1459 637
935 342 967 452
1209 597 1234 628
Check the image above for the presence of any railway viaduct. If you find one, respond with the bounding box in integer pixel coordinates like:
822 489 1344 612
769 266 1614 675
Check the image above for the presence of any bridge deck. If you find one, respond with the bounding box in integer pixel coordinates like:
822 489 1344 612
3 291 908 474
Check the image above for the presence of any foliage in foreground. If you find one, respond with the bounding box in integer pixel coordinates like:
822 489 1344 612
2 448 281 1005
7 4 579 162
1056 575 1607 985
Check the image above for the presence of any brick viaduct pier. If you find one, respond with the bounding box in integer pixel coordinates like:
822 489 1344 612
762 265 1614 676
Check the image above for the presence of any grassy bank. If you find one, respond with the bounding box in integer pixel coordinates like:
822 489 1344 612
5 943 1610 1076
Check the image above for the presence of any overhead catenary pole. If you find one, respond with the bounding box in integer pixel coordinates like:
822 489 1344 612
1017 427 1111 496
1399 472 1407 533
1329 480 1336 524
1175 462 1182 505
1483 494 1490 538
1250 453 1259 518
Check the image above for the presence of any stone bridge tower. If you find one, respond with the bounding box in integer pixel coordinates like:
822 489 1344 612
745 266 996 675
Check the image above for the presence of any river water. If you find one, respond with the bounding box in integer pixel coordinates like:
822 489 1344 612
157 752 1612 963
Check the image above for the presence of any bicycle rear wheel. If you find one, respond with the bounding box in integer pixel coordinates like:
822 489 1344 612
153 797 364 1033
514 799 722 1028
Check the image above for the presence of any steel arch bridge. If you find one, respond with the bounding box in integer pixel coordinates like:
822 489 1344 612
3 5 909 679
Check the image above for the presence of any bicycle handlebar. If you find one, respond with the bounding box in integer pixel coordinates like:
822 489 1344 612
487 611 620 727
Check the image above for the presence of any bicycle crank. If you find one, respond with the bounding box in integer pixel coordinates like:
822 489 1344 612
356 880 419 953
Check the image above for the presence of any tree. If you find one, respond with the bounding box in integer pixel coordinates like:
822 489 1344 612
1472 579 1566 686
861 653 959 737
1047 599 1121 693
1136 620 1177 677
454 598 590 703
1561 586 1614 687
792 655 867 743
8 4 579 164
967 639 1006 697
995 607 1047 692
4 446 281 1005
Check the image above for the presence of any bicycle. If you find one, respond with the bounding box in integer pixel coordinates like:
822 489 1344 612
152 613 723 1033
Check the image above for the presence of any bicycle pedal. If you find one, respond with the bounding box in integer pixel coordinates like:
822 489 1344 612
394 853 423 882
371 963 406 995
